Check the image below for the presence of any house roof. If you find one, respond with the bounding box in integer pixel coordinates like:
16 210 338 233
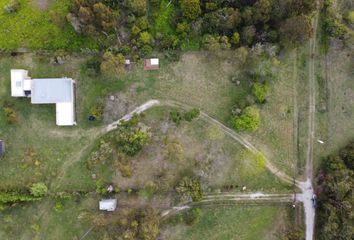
56 102 75 126
99 199 117 211
31 78 73 104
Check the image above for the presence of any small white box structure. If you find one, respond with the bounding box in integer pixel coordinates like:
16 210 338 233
10 69 76 126
99 199 117 212
144 58 159 70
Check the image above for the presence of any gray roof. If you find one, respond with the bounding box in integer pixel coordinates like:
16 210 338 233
31 78 73 104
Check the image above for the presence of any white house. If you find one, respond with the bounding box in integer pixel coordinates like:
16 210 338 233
99 199 117 212
10 69 76 126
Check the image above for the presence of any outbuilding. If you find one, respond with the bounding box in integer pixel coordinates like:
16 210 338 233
0 140 5 158
144 58 159 70
99 199 117 212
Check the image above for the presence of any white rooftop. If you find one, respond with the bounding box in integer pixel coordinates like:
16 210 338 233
150 58 159 65
99 199 117 212
10 69 76 126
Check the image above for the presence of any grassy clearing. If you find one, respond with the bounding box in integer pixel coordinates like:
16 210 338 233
0 0 96 50
161 206 287 240
152 0 175 35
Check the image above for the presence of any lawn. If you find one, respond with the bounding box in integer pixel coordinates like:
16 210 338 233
161 206 287 240
0 0 96 50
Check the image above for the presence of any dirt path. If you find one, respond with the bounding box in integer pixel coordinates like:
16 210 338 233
302 8 320 240
161 192 302 219
162 99 297 186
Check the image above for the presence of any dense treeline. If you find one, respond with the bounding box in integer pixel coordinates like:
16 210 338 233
67 0 316 57
315 141 354 240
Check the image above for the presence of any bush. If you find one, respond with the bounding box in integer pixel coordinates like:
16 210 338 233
95 180 108 195
0 192 40 204
183 108 200 121
183 208 202 225
90 104 103 120
29 183 48 197
114 127 150 156
2 102 18 124
179 0 201 20
54 201 64 213
176 177 203 202
252 82 269 103
4 0 20 13
232 106 260 132
170 110 183 125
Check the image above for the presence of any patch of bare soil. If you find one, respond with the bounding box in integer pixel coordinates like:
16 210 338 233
32 0 51 10
103 85 138 124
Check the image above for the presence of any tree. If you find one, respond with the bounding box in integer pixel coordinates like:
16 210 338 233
232 106 260 132
100 52 125 76
252 82 269 103
202 34 220 50
127 0 147 16
114 127 150 156
29 183 48 197
230 32 240 45
241 25 256 45
241 6 253 25
180 0 201 20
280 15 312 47
253 0 272 23
176 22 190 37
138 31 153 46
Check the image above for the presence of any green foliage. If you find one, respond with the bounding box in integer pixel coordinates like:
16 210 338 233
30 223 40 233
179 0 201 20
183 208 202 225
176 22 190 37
0 192 40 204
183 108 200 122
176 177 203 202
29 182 48 197
100 52 126 76
4 0 20 13
88 140 113 169
170 110 183 125
153 0 175 35
2 102 17 124
114 126 149 156
90 104 103 120
278 227 304 240
202 34 220 50
230 32 240 45
252 82 269 103
232 106 260 132
0 0 96 50
316 141 354 240
280 15 313 47
138 31 153 46
345 11 354 24
95 180 108 195
127 0 147 16
54 201 64 213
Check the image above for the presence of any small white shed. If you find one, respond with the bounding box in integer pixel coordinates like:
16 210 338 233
99 199 117 212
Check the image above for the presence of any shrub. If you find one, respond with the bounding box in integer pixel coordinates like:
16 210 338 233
176 177 203 202
29 183 48 197
183 208 202 225
170 110 183 125
2 102 18 124
95 180 108 195
114 127 150 156
0 192 40 204
231 32 240 45
54 201 64 213
4 0 20 13
100 52 125 76
232 106 260 132
183 108 200 121
31 223 40 233
179 0 201 20
90 104 103 120
252 82 269 103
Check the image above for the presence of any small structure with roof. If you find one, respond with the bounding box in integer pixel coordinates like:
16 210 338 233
10 69 76 126
144 58 159 70
99 199 117 212
0 140 5 158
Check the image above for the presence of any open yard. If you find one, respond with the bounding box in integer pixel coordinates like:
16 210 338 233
0 50 302 238
160 205 290 240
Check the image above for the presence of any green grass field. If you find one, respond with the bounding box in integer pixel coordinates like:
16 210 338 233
162 206 287 240
0 0 96 50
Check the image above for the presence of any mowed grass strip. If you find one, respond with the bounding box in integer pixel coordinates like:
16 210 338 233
164 206 284 240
